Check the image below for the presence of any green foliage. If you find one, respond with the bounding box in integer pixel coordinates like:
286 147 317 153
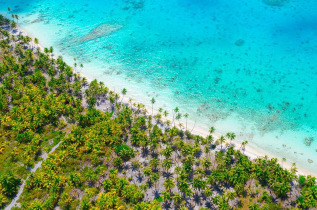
297 175 317 208
299 175 306 186
114 157 123 168
0 171 21 197
0 15 10 26
115 144 135 160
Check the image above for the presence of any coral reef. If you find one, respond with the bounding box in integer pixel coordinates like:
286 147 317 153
80 23 123 42
262 0 287 6
304 137 314 146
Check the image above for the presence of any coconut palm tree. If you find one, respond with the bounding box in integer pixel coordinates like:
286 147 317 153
14 15 19 25
163 177 175 193
290 162 297 175
226 132 236 145
149 157 159 170
218 136 226 150
162 146 173 159
184 113 189 130
163 110 168 122
201 157 211 171
33 37 39 50
49 46 54 58
80 63 84 74
209 126 215 135
121 88 127 103
151 172 160 189
173 193 182 208
162 159 172 172
175 112 182 127
282 157 286 168
73 57 77 73
150 97 155 116
10 21 16 29
172 107 179 126
193 177 206 193
240 141 248 152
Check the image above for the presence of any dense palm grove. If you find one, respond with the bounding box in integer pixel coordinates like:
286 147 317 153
0 14 317 209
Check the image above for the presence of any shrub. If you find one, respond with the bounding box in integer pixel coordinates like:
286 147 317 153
115 144 135 160
114 157 123 168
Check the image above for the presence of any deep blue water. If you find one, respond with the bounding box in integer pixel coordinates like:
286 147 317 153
1 0 317 172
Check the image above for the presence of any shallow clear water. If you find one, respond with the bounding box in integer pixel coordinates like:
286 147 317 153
1 0 317 172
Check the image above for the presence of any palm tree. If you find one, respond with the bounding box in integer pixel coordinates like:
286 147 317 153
80 63 84 74
175 112 182 127
73 57 77 73
15 14 19 25
162 146 173 159
282 157 286 168
190 121 196 132
163 177 175 193
34 38 39 50
201 157 211 171
128 98 133 106
240 140 248 152
218 135 226 150
5 9 11 27
10 21 17 29
149 157 159 170
209 126 215 135
150 97 155 116
162 191 171 203
193 177 206 193
121 88 127 103
162 159 172 172
49 46 54 58
173 193 182 207
204 188 213 198
163 110 168 122
173 107 179 126
290 162 297 175
151 172 160 189
184 113 189 130
226 132 236 145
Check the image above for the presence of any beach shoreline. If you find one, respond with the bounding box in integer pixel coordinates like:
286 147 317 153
9 24 317 178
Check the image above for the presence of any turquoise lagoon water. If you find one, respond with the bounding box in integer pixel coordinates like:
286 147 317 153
1 0 317 173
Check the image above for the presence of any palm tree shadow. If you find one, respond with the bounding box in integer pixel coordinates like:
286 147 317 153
123 163 130 171
136 173 143 183
194 149 202 158
205 169 211 175
163 171 172 178
142 147 149 157
147 180 153 189
205 201 213 209
193 192 202 205
162 201 171 209
151 152 158 158
153 189 161 198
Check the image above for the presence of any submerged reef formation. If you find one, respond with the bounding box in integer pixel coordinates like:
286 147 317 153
304 137 314 146
262 0 287 6
123 0 145 10
79 23 123 42
235 39 245 46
